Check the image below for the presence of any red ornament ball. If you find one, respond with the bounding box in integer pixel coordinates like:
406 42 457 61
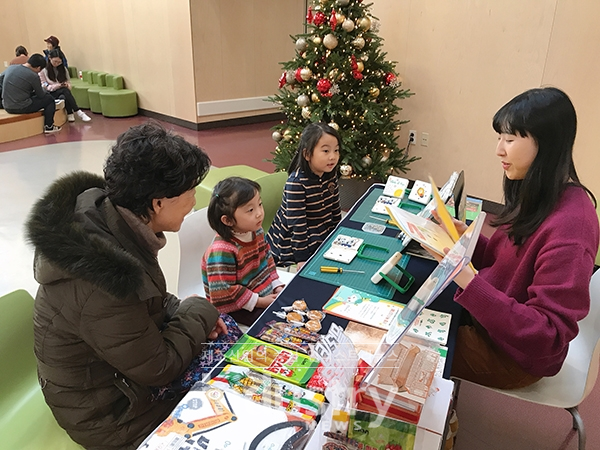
317 78 332 94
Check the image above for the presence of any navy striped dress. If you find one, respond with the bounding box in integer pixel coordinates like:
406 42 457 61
266 168 341 266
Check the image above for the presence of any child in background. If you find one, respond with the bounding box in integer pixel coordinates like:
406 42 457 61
202 177 285 326
266 122 342 268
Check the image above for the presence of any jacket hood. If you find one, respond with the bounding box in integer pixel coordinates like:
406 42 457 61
25 171 145 298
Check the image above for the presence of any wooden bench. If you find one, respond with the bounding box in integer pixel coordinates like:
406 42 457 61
0 107 67 144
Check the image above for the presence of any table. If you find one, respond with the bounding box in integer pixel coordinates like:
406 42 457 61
247 182 463 379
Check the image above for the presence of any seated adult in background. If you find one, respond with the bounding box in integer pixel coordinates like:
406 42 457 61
9 45 28 65
40 49 91 122
0 53 61 133
25 122 228 450
43 35 68 67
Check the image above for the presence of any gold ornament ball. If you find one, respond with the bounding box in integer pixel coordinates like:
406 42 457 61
272 131 283 142
381 148 391 161
313 36 322 45
323 33 339 50
328 121 339 131
283 130 293 141
361 155 372 167
296 94 310 107
340 164 353 177
311 93 321 103
336 13 346 24
300 68 313 81
352 37 365 50
358 16 372 31
328 68 339 81
301 106 312 119
356 61 364 73
342 19 355 32
369 87 380 98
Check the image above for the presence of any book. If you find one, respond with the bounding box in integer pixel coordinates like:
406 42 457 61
323 234 364 264
224 334 319 386
138 382 308 450
207 364 325 420
371 194 401 214
465 196 483 221
324 285 452 345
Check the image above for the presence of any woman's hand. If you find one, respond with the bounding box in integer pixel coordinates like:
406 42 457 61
421 242 477 291
257 294 277 309
208 318 227 340
431 210 469 237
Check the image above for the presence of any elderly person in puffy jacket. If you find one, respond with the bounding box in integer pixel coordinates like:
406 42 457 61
26 122 227 450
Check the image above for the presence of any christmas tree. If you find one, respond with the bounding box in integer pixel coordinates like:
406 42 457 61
269 0 418 181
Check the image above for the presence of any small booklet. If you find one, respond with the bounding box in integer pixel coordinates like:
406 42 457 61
383 175 410 197
323 234 364 264
324 285 452 345
371 194 402 214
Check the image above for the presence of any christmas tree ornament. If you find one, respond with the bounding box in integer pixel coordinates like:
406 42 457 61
283 130 293 141
317 78 332 94
336 0 350 6
323 33 339 50
356 61 364 72
340 164 353 177
360 54 369 62
328 68 339 80
352 36 365 49
370 18 381 32
330 9 337 29
295 68 304 83
295 38 308 52
381 148 391 161
285 70 294 84
272 131 283 142
306 6 313 24
296 94 310 107
300 68 313 81
301 106 312 119
313 11 326 26
361 155 372 167
278 72 287 89
336 13 346 24
329 84 340 95
313 35 322 45
358 16 372 31
369 86 380 98
328 122 339 130
311 93 321 103
342 19 355 32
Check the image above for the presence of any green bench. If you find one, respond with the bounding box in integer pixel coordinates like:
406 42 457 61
0 290 82 450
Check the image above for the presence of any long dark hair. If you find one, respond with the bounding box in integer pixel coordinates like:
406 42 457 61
492 87 596 245
288 122 342 175
208 177 261 242
45 49 68 83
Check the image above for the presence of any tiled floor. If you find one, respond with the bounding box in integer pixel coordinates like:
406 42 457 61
1 112 598 450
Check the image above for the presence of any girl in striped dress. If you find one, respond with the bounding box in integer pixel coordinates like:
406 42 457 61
202 177 285 326
266 122 342 268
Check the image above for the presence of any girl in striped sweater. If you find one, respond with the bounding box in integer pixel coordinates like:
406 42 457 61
202 177 285 326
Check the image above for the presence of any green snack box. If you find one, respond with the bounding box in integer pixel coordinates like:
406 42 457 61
224 334 319 386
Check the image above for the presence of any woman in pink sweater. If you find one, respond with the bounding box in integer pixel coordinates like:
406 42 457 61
447 87 599 389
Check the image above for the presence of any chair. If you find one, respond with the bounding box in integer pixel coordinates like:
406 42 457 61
194 165 268 211
98 75 138 118
455 270 600 450
0 290 83 449
255 171 288 233
177 207 214 299
87 72 109 113
71 70 98 109
176 208 296 300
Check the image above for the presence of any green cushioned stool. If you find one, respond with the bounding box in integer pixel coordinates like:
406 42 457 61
99 75 138 117
0 290 83 449
67 66 83 86
194 165 269 210
255 171 288 232
87 72 110 114
71 70 98 110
